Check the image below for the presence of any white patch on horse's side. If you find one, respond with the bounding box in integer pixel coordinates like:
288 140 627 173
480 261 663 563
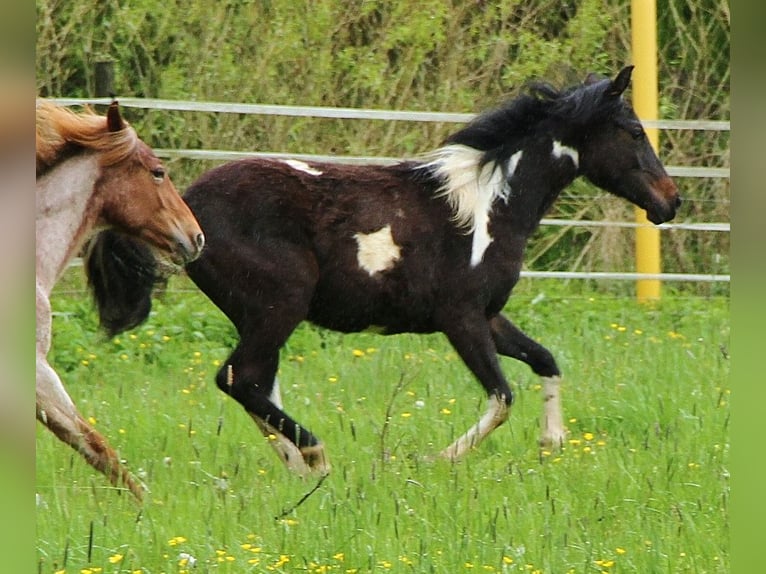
283 159 323 176
552 140 579 168
354 224 401 276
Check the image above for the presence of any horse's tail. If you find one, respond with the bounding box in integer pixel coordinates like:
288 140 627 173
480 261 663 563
84 230 167 338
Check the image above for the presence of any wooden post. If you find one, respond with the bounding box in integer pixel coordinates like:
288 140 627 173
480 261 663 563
94 61 115 97
631 0 661 301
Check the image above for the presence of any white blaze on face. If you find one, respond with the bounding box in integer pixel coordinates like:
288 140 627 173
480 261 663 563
354 224 401 276
552 140 579 168
283 159 323 176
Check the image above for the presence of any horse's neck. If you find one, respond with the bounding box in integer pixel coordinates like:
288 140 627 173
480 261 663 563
493 142 579 237
36 153 103 291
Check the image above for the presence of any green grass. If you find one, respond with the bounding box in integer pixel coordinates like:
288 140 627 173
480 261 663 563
37 274 729 574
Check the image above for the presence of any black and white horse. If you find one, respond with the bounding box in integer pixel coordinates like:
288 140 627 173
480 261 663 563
89 66 680 476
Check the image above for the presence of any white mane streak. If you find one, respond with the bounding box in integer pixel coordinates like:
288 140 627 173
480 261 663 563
421 145 506 232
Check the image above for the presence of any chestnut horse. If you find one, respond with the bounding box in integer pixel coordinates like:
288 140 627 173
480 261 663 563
36 100 204 498
88 67 680 477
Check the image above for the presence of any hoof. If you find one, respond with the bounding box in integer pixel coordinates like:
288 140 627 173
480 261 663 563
538 429 567 449
300 444 331 476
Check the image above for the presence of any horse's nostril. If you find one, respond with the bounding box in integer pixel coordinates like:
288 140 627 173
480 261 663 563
195 233 205 250
675 196 682 208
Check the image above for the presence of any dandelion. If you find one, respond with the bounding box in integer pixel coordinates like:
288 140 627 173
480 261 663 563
503 556 514 564
616 547 626 555
168 536 188 546
108 553 123 564
440 408 452 415
328 376 338 383
352 349 365 357
88 416 97 425
333 553 345 561
583 432 594 441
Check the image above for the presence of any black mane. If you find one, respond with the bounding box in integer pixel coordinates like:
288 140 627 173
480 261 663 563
445 75 624 157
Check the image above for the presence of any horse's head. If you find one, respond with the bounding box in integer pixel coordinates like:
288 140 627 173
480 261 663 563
575 66 681 224
98 102 205 266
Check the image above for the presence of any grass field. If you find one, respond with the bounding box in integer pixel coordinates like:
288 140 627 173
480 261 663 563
36 274 729 574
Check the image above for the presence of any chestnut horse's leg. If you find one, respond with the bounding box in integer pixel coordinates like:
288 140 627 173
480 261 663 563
489 313 567 447
36 286 144 499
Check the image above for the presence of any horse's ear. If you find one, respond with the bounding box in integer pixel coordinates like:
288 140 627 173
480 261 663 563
107 99 125 132
607 66 634 97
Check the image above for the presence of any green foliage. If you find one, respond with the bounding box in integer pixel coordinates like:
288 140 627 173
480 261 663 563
37 278 729 573
35 0 729 291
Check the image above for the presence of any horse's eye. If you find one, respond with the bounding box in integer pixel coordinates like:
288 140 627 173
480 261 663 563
151 168 165 182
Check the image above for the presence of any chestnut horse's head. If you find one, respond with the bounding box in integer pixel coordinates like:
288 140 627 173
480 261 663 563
97 101 204 266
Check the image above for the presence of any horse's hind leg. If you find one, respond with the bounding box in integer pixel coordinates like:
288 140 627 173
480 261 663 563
489 314 567 447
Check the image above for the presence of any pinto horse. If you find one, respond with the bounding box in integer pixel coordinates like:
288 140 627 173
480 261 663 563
36 100 204 498
91 66 680 477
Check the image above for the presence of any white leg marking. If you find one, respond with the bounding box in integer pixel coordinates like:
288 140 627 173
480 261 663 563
354 224 402 276
283 159 323 176
269 377 284 409
552 140 579 168
439 394 509 461
539 375 566 447
250 414 330 477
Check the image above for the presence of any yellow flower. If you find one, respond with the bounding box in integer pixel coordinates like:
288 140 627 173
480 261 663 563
583 432 594 441
616 547 626 555
352 349 365 357
503 556 514 564
108 553 123 563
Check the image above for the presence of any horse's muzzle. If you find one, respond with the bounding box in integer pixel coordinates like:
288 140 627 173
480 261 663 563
646 176 681 224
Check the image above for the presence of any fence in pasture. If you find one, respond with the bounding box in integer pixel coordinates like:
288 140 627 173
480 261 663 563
54 97 730 286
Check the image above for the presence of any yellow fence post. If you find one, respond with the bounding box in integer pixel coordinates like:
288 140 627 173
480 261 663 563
631 0 661 301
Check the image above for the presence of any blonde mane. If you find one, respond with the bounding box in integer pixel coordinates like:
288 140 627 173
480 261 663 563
36 99 139 176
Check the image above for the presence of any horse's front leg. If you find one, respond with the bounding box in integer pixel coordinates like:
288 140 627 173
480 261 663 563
437 316 514 461
489 313 567 448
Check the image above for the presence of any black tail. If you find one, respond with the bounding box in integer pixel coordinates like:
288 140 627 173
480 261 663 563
84 230 164 338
